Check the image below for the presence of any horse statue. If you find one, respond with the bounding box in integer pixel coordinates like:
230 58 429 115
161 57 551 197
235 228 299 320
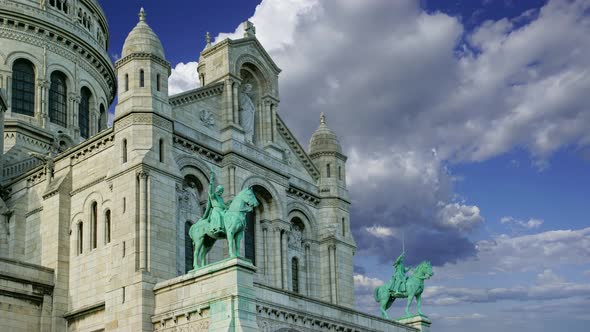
374 260 433 319
188 170 259 270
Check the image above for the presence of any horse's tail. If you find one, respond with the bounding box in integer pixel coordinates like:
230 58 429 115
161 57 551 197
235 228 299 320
373 285 381 303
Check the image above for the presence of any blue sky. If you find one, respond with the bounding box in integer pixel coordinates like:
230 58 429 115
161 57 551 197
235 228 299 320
100 1 590 331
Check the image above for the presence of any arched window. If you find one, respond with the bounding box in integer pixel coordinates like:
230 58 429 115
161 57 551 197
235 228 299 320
125 74 129 92
77 221 83 255
49 71 67 127
98 104 106 131
159 139 164 163
326 163 331 178
91 202 98 249
185 221 194 273
244 211 256 264
156 74 161 92
11 59 35 116
122 139 128 163
139 69 145 88
292 257 299 293
105 210 111 244
79 87 91 138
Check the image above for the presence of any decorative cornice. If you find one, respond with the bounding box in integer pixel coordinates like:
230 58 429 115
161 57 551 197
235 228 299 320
275 114 320 181
69 176 106 196
114 112 173 133
63 301 105 322
115 53 171 74
286 186 320 206
169 82 225 107
25 206 43 218
173 135 223 162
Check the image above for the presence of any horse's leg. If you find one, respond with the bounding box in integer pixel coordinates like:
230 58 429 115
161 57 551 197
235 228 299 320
379 290 390 319
235 230 244 258
405 294 414 317
193 239 202 270
227 230 235 257
416 293 423 316
202 241 213 266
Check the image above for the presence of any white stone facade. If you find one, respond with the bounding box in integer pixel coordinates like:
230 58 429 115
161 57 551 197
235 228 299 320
0 3 421 332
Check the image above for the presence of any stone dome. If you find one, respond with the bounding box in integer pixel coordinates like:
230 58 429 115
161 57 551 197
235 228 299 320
121 8 166 59
309 113 342 155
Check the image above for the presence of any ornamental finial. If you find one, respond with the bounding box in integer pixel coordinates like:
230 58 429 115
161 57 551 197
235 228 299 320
320 112 326 125
206 32 211 47
139 7 146 22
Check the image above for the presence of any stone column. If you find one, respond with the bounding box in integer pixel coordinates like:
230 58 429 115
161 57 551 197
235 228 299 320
232 82 240 125
224 79 233 126
262 223 268 277
270 103 277 143
281 230 288 290
137 170 149 271
263 99 272 144
37 79 49 128
70 93 80 136
304 242 311 296
273 226 281 288
228 166 236 196
328 244 337 303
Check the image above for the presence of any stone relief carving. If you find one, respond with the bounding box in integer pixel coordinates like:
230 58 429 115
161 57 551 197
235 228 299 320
239 83 256 143
288 224 303 251
199 109 215 128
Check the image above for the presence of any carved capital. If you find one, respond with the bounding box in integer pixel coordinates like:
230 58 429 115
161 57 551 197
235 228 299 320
137 170 149 179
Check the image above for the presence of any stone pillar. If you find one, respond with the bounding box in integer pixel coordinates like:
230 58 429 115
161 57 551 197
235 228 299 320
262 223 268 277
281 230 288 290
304 242 311 296
37 79 49 128
397 315 432 332
328 244 337 303
224 79 234 126
232 82 240 125
138 170 149 271
228 166 236 196
263 99 271 144
273 226 281 288
270 103 277 143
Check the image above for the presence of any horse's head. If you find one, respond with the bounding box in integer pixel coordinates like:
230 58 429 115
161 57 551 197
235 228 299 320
233 187 259 212
415 261 434 280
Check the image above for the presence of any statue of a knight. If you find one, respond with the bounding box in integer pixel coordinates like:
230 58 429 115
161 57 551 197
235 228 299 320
389 250 411 296
201 169 227 237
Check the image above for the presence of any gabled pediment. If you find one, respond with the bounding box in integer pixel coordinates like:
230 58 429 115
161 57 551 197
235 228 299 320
276 114 320 182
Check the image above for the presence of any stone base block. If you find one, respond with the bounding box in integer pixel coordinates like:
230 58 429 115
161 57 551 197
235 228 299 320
396 315 431 332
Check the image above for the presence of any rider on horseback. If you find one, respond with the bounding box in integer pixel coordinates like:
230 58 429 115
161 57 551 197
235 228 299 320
202 169 227 237
390 250 412 296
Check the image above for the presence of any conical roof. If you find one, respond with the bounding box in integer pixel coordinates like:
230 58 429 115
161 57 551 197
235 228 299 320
121 8 165 59
309 113 342 155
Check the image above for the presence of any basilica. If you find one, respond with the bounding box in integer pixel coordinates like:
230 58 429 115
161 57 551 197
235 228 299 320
0 1 424 331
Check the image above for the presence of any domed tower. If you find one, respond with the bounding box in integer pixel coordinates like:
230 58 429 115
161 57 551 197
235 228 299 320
309 112 356 307
0 0 115 178
112 7 172 169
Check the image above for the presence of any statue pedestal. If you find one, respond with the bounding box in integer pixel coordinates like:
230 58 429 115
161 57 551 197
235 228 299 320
396 315 431 332
153 257 258 331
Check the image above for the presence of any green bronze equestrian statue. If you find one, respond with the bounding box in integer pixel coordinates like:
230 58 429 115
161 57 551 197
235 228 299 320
374 250 434 319
188 169 259 270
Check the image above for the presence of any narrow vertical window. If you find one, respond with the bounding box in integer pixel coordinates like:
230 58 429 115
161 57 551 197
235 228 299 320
139 69 144 88
49 71 67 127
98 104 106 131
342 218 346 237
245 212 255 265
326 163 331 178
105 210 111 244
122 139 128 163
11 59 35 116
159 139 164 163
123 197 126 213
77 222 83 255
292 257 299 293
338 166 342 180
125 74 129 92
185 221 194 273
156 74 161 92
91 202 98 249
79 87 91 139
